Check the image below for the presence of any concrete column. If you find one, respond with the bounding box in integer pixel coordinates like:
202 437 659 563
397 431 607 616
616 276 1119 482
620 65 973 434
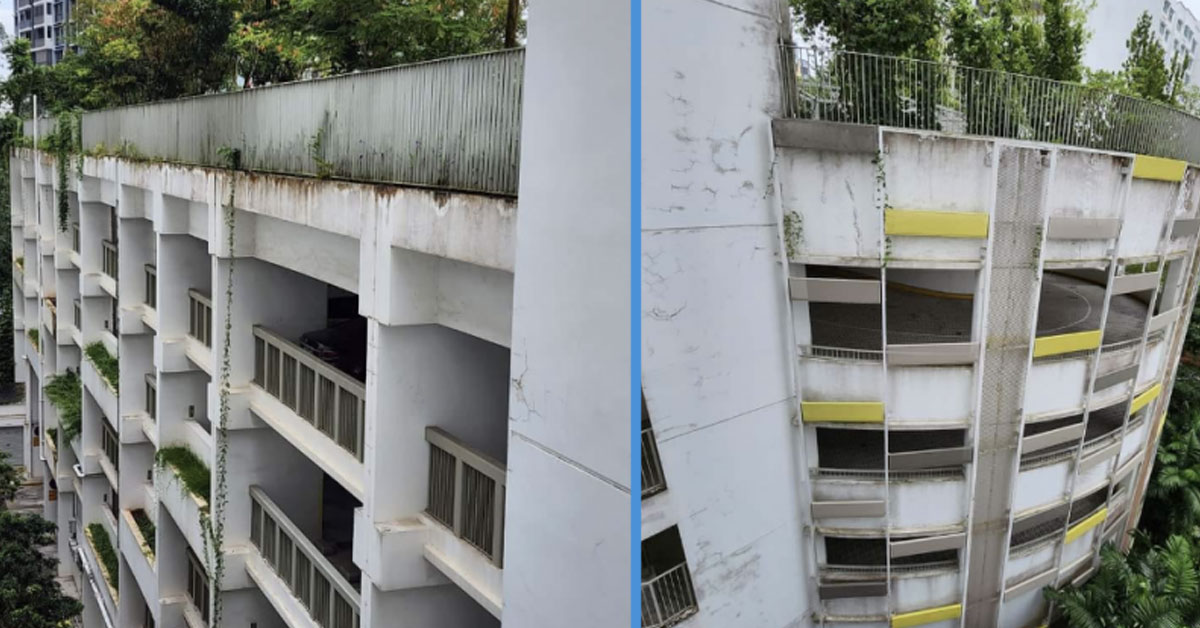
501 1 630 626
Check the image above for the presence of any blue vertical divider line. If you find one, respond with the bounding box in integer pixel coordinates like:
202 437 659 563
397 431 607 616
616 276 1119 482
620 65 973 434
630 0 642 626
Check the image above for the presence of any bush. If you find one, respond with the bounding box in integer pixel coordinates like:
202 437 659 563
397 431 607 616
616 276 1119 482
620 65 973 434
25 328 37 352
131 509 155 557
86 522 119 592
156 446 211 503
44 370 81 441
84 342 119 393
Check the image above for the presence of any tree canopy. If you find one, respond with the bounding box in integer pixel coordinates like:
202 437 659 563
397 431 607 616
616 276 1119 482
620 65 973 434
0 512 82 628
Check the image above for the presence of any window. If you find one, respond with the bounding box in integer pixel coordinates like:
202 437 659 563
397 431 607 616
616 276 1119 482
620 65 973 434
186 548 210 623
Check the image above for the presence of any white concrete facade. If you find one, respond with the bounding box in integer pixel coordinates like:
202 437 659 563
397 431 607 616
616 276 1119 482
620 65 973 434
12 5 631 624
643 2 1200 628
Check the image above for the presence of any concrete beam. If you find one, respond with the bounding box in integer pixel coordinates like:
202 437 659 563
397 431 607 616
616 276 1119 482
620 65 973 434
771 119 879 154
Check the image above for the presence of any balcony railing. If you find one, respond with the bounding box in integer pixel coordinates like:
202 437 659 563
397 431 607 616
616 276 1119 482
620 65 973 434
641 563 698 628
253 326 365 460
250 486 360 628
641 428 667 498
101 239 117 280
70 223 79 253
425 426 506 566
788 47 1200 164
188 290 212 348
144 264 156 309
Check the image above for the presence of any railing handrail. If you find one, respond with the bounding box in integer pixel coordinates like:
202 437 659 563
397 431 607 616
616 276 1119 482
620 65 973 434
425 426 505 486
253 325 365 397
788 46 1200 163
187 288 211 308
249 485 361 607
642 561 691 586
641 427 667 497
797 344 884 361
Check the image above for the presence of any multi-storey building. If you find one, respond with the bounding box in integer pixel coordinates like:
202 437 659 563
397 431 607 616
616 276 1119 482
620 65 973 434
14 0 75 66
643 2 1200 627
11 2 629 626
1083 0 1200 87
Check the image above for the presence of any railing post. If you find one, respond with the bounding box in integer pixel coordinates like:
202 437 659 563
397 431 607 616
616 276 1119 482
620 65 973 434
452 456 465 539
492 482 505 567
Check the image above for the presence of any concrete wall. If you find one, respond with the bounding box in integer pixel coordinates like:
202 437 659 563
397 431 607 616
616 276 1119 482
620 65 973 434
642 1 814 628
501 0 630 626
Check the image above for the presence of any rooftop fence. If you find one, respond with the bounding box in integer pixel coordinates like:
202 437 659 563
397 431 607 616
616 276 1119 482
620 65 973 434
786 47 1200 163
24 48 524 196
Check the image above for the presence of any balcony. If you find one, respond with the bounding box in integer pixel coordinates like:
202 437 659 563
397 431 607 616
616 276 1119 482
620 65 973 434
253 325 365 460
641 563 697 628
249 486 360 628
101 239 117 281
641 527 697 628
425 427 505 566
188 290 212 348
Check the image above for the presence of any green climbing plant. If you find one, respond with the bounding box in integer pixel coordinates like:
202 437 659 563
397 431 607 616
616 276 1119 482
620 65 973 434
44 370 81 441
47 112 80 233
84 341 119 393
196 145 242 627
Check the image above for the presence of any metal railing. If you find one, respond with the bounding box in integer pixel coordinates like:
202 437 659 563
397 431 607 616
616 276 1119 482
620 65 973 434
101 239 117 280
144 264 156 309
253 325 365 460
641 563 698 628
187 290 212 348
1100 337 1142 353
70 223 79 253
250 486 360 628
797 344 884 362
425 426 506 566
78 49 525 195
814 467 965 481
642 428 667 498
788 47 1200 163
145 374 156 421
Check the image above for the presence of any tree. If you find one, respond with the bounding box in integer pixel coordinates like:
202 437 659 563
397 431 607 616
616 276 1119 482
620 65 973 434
1123 11 1188 104
0 512 82 627
791 0 946 59
0 451 18 509
1046 537 1200 628
278 0 518 75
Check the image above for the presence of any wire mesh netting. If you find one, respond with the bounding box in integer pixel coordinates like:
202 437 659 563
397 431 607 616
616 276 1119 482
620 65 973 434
788 47 1200 163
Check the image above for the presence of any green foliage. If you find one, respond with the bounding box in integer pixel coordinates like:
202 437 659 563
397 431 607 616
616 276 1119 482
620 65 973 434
84 342 119 393
131 509 155 557
156 446 211 503
1124 11 1191 105
24 329 37 352
1047 538 1200 627
792 0 945 59
45 428 56 448
85 522 119 593
46 112 81 233
309 125 333 179
0 451 20 508
0 512 83 627
44 370 82 442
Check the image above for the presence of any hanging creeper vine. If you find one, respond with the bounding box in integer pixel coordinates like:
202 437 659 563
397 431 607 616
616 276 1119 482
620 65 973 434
201 146 241 627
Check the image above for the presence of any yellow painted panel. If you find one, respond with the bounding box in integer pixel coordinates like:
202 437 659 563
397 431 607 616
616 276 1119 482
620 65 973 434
884 209 989 239
1158 411 1168 433
1130 382 1163 415
1031 330 1102 358
1132 154 1187 182
891 603 963 628
800 401 884 424
1065 507 1108 544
